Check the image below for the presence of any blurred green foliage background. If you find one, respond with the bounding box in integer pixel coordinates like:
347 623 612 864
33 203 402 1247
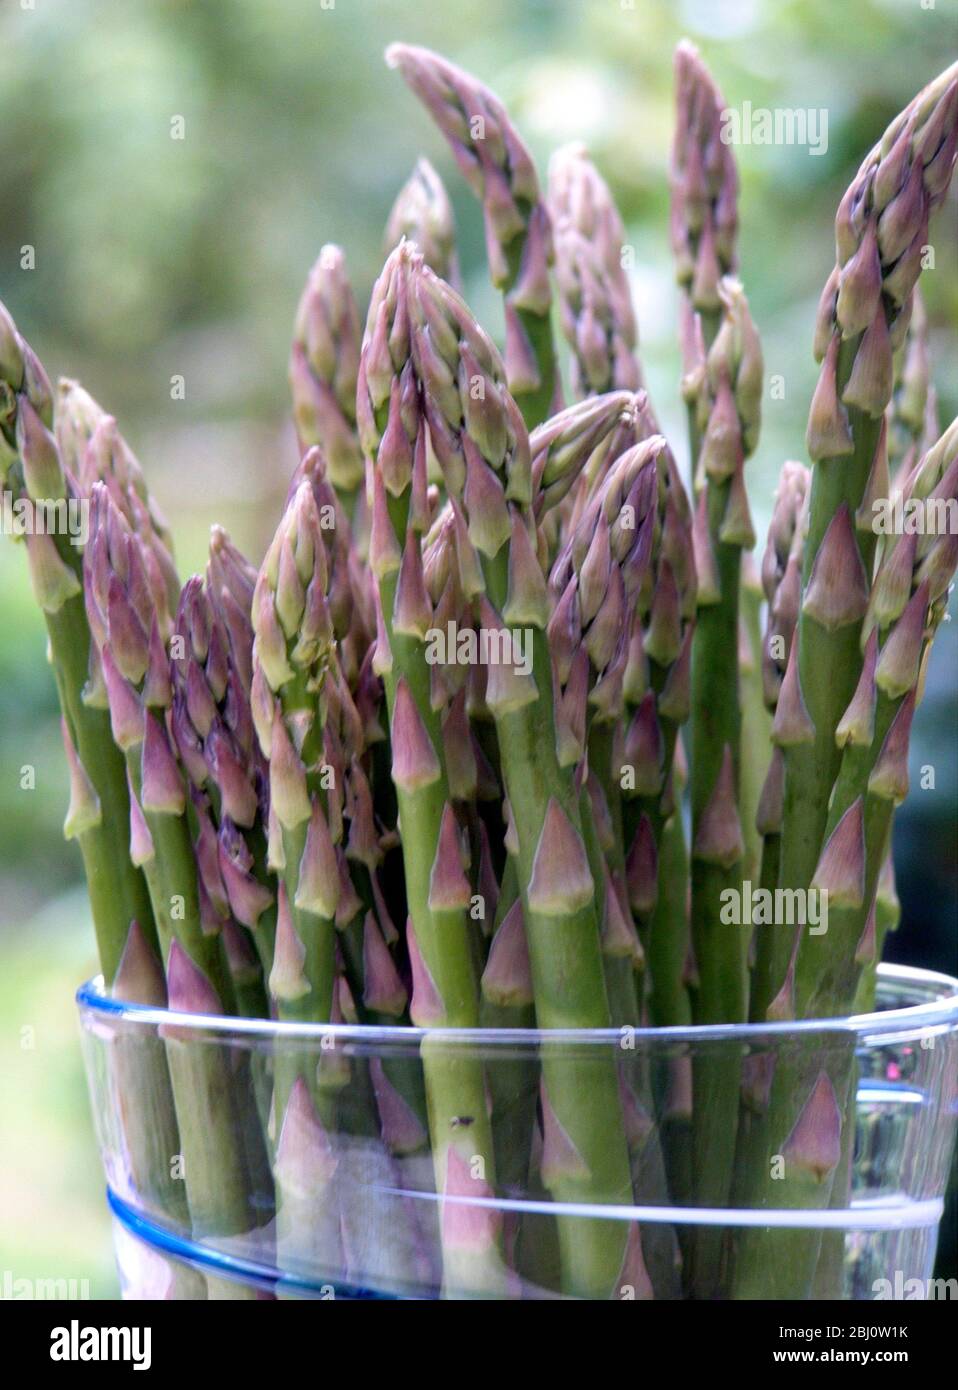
0 0 955 1297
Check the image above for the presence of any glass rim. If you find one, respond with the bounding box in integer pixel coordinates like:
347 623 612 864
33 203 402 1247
76 961 958 1047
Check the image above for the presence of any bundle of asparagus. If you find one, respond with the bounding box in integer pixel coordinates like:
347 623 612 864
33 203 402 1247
2 39 956 1301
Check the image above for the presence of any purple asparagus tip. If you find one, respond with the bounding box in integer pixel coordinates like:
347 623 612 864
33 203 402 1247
481 899 533 1008
781 1071 843 1183
540 1079 591 1186
275 1075 339 1197
810 799 866 908
113 920 167 1006
362 911 408 1017
441 1143 501 1252
370 1058 428 1155
692 745 744 869
527 798 594 916
164 939 224 1017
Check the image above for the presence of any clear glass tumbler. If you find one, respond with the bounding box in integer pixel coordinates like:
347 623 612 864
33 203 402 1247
77 962 958 1300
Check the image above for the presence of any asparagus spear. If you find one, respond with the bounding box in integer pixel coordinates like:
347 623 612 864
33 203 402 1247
82 482 261 1295
285 442 376 684
749 460 809 1023
289 245 365 510
738 554 771 886
671 42 754 1024
548 435 663 999
252 481 342 1038
264 448 433 1290
251 469 365 1287
390 245 638 1296
733 423 958 1298
780 62 957 903
5 370 224 1292
548 143 642 397
682 273 762 1295
670 41 738 322
617 442 696 987
550 434 687 1295
386 42 557 427
799 417 958 1015
385 157 461 288
358 243 509 1295
55 380 180 608
529 389 644 565
546 381 694 1036
106 918 204 1297
735 62 958 1292
0 317 157 979
733 466 808 1244
685 276 762 936
418 506 537 1258
170 568 273 1004
84 483 235 1006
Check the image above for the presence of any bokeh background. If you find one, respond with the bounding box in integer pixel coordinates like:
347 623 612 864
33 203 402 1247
0 0 955 1297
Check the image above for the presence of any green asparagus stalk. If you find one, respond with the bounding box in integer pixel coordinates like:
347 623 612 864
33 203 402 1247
615 439 696 1011
749 461 809 1022
549 436 663 1005
262 452 432 1290
158 939 261 1300
388 245 637 1296
779 62 957 906
4 368 225 1292
738 553 771 888
386 43 557 428
170 567 274 1001
671 83 762 1271
551 430 693 963
685 279 762 935
357 243 509 1295
733 466 808 1240
799 418 958 1016
419 593 539 1269
251 481 341 1037
671 36 754 1016
426 460 573 1273
550 435 686 1296
250 467 366 1288
735 58 958 1295
107 919 204 1297
682 271 762 1296
84 483 234 1006
653 781 694 1209
83 483 262 1296
0 313 156 980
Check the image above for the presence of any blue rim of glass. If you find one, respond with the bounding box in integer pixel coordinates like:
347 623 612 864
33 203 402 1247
77 962 958 1045
106 1189 402 1299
